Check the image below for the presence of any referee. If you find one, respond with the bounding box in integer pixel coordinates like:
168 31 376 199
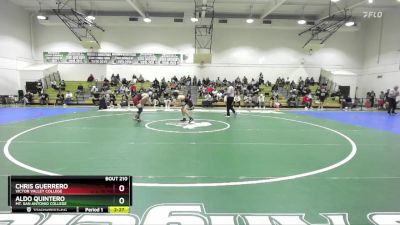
226 82 236 117
387 86 399 115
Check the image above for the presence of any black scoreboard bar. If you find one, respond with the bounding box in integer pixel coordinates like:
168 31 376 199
8 176 132 213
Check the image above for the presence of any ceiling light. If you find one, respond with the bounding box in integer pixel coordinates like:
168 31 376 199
246 18 254 24
331 0 340 2
86 15 95 21
368 0 373 3
37 15 47 20
143 17 152 23
190 17 198 22
345 21 355 27
297 19 306 25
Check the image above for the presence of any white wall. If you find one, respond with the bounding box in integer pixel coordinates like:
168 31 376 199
359 8 400 96
0 0 34 95
33 18 365 88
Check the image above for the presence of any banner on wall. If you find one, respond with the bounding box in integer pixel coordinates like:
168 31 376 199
43 52 181 65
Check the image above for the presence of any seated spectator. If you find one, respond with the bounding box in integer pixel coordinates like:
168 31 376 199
151 92 159 107
36 81 43 95
130 84 137 96
121 78 128 85
51 80 59 90
234 91 241 107
98 93 107 110
244 95 252 108
87 74 94 82
90 85 98 96
259 73 264 84
170 81 177 90
287 96 297 108
65 91 73 105
164 93 172 110
55 92 64 105
60 80 66 91
110 74 119 86
109 92 117 107
310 77 315 86
251 94 258 107
269 92 279 108
76 84 84 95
152 78 160 89
120 94 129 107
40 92 49 105
23 92 33 105
216 91 224 102
341 96 353 110
242 76 248 85
137 74 145 83
203 93 213 107
172 89 179 99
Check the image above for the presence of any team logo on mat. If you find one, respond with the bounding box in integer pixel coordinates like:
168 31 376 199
165 121 212 130
145 119 230 133
0 204 397 224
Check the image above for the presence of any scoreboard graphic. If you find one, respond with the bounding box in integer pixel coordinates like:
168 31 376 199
8 176 132 213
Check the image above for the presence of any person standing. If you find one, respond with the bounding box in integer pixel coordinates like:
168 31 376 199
178 95 194 123
387 86 399 115
225 83 236 117
133 92 150 122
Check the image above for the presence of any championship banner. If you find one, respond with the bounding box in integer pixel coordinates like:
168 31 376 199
43 52 181 65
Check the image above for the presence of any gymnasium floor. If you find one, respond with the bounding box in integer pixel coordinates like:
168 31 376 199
0 107 399 224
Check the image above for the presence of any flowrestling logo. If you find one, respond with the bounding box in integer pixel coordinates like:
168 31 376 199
0 204 398 225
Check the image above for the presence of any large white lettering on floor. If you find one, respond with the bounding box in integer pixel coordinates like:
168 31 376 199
0 204 399 225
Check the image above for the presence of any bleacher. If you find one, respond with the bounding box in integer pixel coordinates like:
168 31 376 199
23 74 342 108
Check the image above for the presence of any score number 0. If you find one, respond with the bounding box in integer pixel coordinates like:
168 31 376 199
118 185 126 205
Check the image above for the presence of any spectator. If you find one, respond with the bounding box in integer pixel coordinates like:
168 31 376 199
203 93 213 107
387 86 399 115
378 91 385 109
130 84 137 96
164 93 172 110
369 90 376 108
137 74 145 83
65 91 73 105
341 96 353 110
244 94 252 108
23 92 33 105
109 92 117 107
258 94 265 109
303 93 313 110
234 91 241 107
120 93 129 107
36 80 43 95
76 83 84 95
60 80 66 91
90 85 98 96
40 92 49 105
51 80 59 90
87 74 94 82
55 92 64 105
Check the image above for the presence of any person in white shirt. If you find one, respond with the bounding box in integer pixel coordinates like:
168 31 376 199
258 94 265 108
234 91 241 107
91 85 98 95
65 91 73 105
387 86 399 115
225 83 236 117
